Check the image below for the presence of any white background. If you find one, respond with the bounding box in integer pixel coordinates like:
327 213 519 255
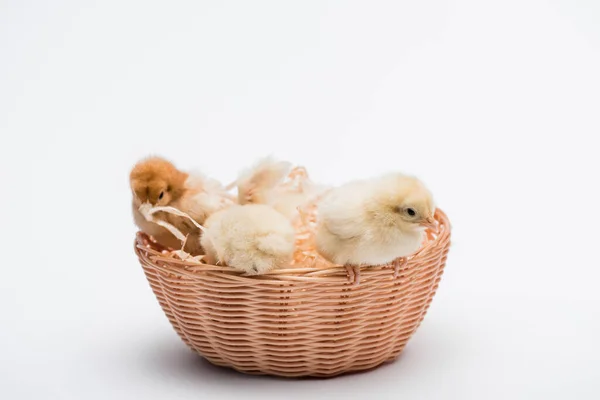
1 1 599 399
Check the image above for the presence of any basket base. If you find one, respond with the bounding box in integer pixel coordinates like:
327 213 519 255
199 350 402 378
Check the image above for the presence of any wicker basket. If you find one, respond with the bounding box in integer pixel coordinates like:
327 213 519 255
134 208 451 378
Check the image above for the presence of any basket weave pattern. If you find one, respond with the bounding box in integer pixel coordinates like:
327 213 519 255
135 209 451 377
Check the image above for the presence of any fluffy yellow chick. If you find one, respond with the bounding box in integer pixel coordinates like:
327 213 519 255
200 204 296 275
237 157 326 219
315 173 436 279
237 156 292 205
130 156 231 254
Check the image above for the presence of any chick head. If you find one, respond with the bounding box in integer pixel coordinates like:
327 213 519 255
130 157 187 206
369 174 436 231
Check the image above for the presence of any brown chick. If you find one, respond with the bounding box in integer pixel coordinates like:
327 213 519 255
130 156 231 254
200 204 295 275
315 173 436 281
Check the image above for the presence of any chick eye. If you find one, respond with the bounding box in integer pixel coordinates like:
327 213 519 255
158 191 164 200
405 208 416 217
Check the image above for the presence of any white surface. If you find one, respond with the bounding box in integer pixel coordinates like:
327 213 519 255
1 1 599 399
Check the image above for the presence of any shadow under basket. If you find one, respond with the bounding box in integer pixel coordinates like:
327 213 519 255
134 209 451 378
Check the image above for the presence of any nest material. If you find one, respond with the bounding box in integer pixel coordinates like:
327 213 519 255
133 167 451 377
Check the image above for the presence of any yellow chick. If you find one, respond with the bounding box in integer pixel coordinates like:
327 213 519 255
237 156 292 206
237 157 326 219
315 173 436 279
200 204 296 275
130 156 231 254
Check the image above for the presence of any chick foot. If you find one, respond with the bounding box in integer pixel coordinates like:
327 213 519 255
392 257 408 279
345 265 361 286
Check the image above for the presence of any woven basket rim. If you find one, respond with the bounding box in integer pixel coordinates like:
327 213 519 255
134 208 450 284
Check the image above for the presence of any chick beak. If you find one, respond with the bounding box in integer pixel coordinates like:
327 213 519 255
420 217 437 230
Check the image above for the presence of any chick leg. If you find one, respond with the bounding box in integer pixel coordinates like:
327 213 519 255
345 265 361 286
392 257 408 279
